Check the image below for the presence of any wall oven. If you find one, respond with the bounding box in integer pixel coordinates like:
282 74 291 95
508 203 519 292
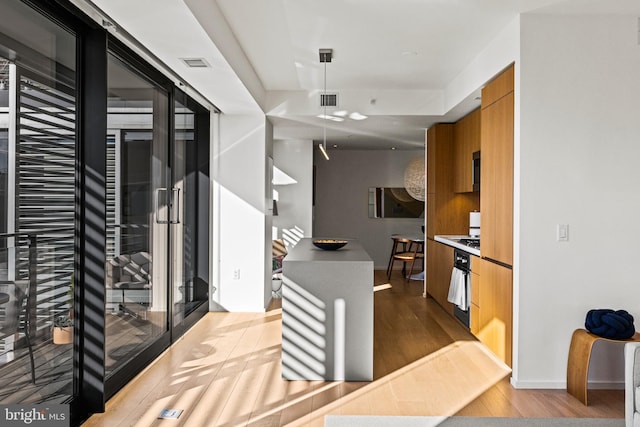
452 249 471 328
472 150 480 192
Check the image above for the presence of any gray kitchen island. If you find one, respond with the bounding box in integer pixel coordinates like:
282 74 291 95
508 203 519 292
281 238 373 381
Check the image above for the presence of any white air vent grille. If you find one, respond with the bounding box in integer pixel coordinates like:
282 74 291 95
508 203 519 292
320 93 338 107
181 58 210 68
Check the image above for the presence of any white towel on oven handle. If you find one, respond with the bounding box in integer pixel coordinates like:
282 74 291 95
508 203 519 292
447 267 467 310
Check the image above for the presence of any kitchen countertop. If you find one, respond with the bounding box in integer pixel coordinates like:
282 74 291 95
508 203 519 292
284 237 372 263
434 235 481 257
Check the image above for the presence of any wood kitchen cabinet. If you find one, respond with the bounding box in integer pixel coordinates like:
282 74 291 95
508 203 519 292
425 124 479 240
470 257 480 336
426 239 454 315
480 65 514 266
477 258 512 367
453 108 481 193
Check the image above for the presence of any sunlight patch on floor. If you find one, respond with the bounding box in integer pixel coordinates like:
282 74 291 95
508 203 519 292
291 340 512 426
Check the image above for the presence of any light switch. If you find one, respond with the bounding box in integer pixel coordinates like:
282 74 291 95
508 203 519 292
557 224 569 242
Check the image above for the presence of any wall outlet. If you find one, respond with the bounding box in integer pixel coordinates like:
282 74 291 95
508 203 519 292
557 224 569 242
232 269 240 280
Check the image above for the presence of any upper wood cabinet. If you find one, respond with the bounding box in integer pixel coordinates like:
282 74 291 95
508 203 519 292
426 123 452 197
481 65 514 108
480 65 514 266
425 124 479 239
453 108 481 193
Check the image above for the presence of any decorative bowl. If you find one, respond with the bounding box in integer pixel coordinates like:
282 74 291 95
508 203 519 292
312 239 348 251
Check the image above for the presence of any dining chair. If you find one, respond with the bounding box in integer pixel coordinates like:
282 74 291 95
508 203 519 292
386 237 424 280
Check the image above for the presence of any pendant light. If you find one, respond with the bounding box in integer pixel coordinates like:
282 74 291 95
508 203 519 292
404 157 426 201
319 48 332 160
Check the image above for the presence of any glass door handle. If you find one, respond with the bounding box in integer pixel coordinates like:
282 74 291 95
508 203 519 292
169 187 180 224
155 188 169 224
155 188 180 224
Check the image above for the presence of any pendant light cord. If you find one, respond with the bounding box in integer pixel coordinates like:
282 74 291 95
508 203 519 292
323 60 327 151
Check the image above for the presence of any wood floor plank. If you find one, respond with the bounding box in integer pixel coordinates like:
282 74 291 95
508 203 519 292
83 270 624 426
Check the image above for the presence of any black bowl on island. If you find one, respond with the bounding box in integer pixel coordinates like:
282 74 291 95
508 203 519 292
312 239 348 251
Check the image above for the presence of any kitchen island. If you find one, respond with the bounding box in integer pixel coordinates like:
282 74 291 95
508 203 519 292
281 238 373 381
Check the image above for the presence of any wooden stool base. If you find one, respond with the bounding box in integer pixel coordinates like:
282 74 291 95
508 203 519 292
566 328 640 405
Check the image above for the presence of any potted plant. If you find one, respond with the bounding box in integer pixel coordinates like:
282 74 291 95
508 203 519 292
53 273 75 344
52 314 73 345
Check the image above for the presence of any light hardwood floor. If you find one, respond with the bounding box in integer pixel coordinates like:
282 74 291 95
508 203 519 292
82 270 623 426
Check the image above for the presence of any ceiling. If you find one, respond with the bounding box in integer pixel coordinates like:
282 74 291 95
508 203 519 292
80 0 640 151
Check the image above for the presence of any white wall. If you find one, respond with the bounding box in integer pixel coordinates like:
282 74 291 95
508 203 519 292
515 13 640 388
445 17 520 114
211 113 270 311
273 139 314 248
313 149 424 269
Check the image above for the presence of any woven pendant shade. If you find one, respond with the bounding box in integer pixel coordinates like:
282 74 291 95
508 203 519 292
404 157 425 201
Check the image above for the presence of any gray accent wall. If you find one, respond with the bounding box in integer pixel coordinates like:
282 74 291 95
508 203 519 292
313 149 424 269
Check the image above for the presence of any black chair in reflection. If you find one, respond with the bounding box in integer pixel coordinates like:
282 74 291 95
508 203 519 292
106 251 151 318
0 281 36 383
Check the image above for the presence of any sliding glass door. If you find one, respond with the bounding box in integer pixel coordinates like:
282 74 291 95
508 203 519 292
104 52 210 391
0 0 77 404
1 1 211 418
105 52 171 380
172 94 208 332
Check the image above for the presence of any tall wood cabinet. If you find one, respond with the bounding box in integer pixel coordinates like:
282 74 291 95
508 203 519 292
480 65 514 266
476 64 514 367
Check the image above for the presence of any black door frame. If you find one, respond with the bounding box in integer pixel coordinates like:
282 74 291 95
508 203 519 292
9 1 212 424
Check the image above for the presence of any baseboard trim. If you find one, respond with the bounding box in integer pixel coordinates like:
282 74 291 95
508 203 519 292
510 378 565 389
510 378 624 390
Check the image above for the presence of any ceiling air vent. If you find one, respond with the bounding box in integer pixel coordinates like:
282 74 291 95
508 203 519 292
320 93 338 107
181 58 210 68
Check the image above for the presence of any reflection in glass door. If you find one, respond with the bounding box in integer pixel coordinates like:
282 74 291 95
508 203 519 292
105 53 169 377
0 0 77 402
172 96 208 329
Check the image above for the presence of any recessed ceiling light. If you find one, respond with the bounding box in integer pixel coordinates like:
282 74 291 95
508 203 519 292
180 58 210 68
349 112 368 121
391 147 396 150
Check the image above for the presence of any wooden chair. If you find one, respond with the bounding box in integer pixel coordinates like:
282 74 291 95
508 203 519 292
386 237 424 280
